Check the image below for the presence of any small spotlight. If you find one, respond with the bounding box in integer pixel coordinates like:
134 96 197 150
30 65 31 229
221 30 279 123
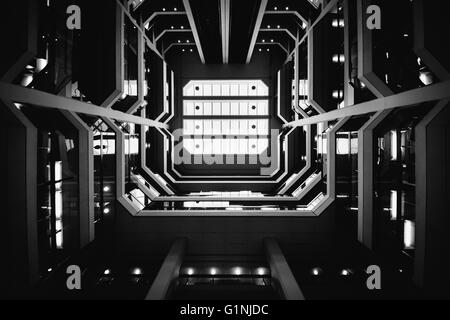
47 268 53 272
267 25 271 29
171 26 174 29
311 268 322 276
341 269 352 276
256 267 268 276
104 269 111 275
178 40 181 43
187 268 194 276
285 6 289 10
103 208 110 214
174 7 178 11
233 267 243 276
274 6 278 10
277 25 280 29
131 268 143 275
270 39 274 42
210 268 217 276
180 25 184 29
103 186 110 192
162 8 166 11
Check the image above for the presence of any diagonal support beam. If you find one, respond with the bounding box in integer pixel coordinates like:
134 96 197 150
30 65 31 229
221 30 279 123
264 238 305 300
220 0 231 64
260 28 296 41
283 80 450 128
144 11 187 30
182 0 206 63
155 29 191 43
146 238 187 300
0 83 169 129
265 10 308 28
246 0 269 64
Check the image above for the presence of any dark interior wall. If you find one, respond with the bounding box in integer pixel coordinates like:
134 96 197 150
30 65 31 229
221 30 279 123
0 102 39 298
421 1 450 76
146 51 165 120
169 52 277 83
419 105 450 298
78 0 118 105
113 204 336 259
0 0 37 80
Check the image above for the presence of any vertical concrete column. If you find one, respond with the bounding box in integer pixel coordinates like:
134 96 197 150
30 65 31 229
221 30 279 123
414 100 450 297
357 110 391 248
0 99 39 296
343 0 354 107
62 111 95 247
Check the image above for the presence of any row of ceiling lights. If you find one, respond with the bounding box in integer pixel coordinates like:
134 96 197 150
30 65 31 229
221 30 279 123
182 266 270 277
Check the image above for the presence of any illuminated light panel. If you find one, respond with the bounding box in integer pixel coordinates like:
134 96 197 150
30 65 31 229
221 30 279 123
404 220 415 249
390 190 398 220
182 80 271 158
183 80 269 97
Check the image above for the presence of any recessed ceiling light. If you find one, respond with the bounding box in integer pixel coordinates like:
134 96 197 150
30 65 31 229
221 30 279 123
341 269 352 276
312 268 322 276
131 268 143 275
233 267 243 276
256 267 268 276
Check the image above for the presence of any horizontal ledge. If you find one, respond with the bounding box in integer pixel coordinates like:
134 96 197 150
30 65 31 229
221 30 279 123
154 196 303 202
182 96 270 100
0 83 168 129
138 210 317 217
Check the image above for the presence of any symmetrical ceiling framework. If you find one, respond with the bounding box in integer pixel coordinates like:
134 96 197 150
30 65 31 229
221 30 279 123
2 0 450 300
1 0 450 242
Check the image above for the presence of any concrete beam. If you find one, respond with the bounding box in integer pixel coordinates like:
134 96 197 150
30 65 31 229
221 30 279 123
0 83 168 129
246 0 269 64
264 238 305 300
146 238 187 300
